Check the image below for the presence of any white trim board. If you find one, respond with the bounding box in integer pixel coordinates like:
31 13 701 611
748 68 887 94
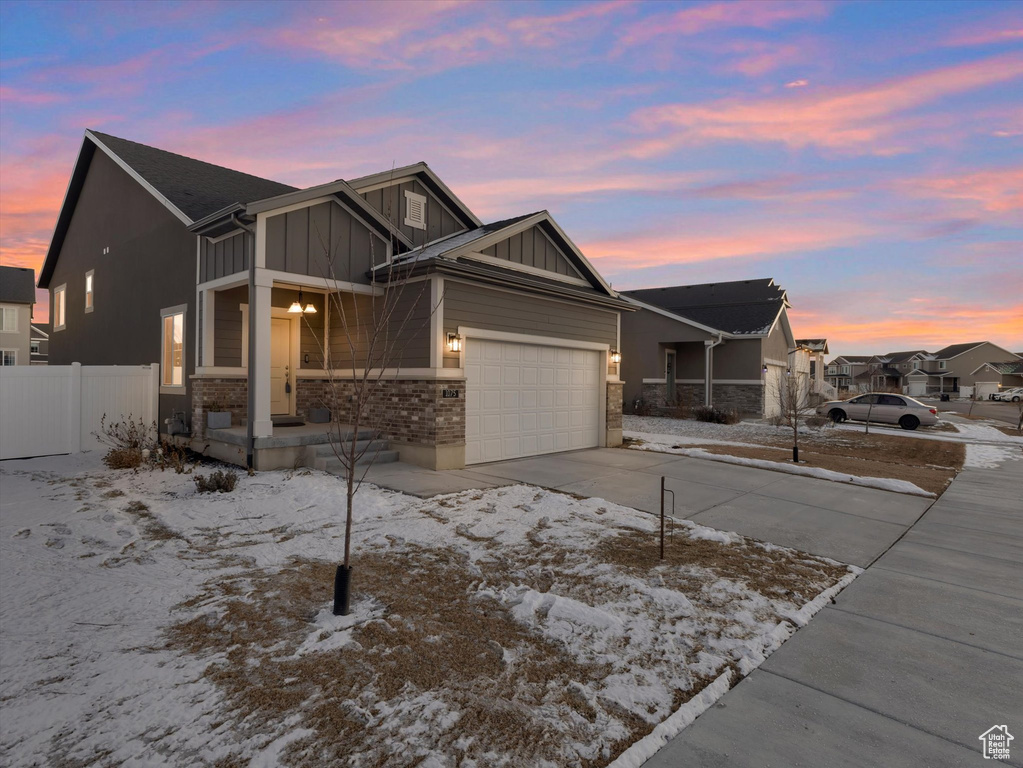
457 325 610 352
460 250 591 287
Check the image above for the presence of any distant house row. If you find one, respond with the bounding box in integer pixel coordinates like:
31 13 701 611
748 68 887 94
825 342 1022 398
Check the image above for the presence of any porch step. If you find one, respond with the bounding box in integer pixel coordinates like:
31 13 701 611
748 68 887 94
312 437 397 472
315 447 400 474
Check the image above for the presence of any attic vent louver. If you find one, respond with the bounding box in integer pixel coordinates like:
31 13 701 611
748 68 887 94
404 190 427 230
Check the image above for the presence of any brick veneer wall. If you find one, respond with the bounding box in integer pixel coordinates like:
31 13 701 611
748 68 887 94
296 378 465 447
191 377 248 439
712 383 764 417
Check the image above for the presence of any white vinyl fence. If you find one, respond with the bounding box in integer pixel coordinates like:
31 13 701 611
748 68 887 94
0 363 160 460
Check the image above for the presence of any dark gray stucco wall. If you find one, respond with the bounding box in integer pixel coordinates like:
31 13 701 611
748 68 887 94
361 179 463 246
480 225 579 277
46 149 196 431
443 280 618 367
264 200 388 283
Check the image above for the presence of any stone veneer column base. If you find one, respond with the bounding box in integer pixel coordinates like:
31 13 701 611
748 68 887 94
606 381 624 447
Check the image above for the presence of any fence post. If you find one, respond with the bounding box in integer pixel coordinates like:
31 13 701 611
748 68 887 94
68 362 82 453
149 363 161 432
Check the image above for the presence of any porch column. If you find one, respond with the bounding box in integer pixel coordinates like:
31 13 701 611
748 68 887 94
704 341 714 407
201 288 215 367
251 270 273 437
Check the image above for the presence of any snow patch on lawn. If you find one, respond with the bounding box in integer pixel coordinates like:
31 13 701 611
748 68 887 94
965 443 1023 469
0 454 856 767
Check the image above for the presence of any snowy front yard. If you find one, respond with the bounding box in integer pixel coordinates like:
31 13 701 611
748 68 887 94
0 455 856 767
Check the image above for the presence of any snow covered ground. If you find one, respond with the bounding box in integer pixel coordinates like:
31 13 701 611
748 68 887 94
0 454 857 767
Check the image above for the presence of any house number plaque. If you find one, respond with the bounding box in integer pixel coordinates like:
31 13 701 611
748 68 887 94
442 389 460 398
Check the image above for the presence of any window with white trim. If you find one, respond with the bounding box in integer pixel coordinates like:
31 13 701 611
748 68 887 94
0 306 17 333
85 270 94 312
31 341 40 354
160 306 186 388
841 365 849 374
1 350 16 366
939 361 946 370
404 190 427 230
53 285 67 331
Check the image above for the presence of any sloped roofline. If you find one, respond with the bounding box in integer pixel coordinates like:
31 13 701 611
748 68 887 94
347 162 482 229
397 210 617 297
234 179 412 248
970 361 1023 376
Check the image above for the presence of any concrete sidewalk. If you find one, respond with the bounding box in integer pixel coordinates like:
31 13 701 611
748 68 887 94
644 457 1023 768
364 447 934 567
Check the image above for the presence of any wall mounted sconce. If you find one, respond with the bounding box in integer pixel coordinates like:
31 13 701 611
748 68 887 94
610 349 622 364
288 288 317 314
447 333 462 352
762 364 768 374
786 368 792 376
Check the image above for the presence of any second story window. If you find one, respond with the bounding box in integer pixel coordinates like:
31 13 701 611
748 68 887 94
85 270 94 312
0 306 16 333
939 361 946 370
842 365 849 374
54 285 67 331
404 190 427 230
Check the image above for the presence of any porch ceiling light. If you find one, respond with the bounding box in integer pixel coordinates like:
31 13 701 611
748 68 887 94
447 332 462 352
610 349 622 364
289 289 317 314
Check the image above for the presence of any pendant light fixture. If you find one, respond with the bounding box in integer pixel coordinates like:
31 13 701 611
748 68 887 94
288 288 317 314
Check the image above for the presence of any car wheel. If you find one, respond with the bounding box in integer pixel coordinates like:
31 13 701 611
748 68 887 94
1014 396 1021 403
899 415 920 430
829 409 846 424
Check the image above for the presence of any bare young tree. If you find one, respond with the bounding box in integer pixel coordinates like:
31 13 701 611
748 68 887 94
774 369 817 462
302 194 440 616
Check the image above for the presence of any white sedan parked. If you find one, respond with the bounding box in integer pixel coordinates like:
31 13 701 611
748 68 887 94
816 393 940 430
993 387 1023 402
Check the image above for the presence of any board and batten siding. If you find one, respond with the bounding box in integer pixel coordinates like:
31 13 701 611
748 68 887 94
480 225 582 278
212 287 327 369
264 200 388 283
442 282 618 367
327 288 431 369
361 179 464 246
199 232 247 282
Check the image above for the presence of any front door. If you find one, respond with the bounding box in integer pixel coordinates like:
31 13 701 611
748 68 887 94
270 317 292 415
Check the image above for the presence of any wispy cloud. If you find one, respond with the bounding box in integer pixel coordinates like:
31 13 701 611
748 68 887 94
895 167 1023 214
626 53 1023 156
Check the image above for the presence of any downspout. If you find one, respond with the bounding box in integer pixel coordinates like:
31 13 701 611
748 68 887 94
230 213 257 469
704 333 725 408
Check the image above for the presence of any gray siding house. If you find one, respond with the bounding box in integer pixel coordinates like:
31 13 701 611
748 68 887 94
0 266 36 366
620 279 802 418
39 130 630 470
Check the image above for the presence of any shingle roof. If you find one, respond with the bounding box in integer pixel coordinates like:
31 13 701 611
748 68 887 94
882 349 928 363
89 131 297 221
931 341 987 359
0 266 36 304
623 278 786 335
982 361 1023 375
832 355 872 364
796 338 828 351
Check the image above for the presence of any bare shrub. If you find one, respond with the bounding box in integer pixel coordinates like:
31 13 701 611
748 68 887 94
693 406 741 424
103 448 143 470
193 469 238 494
631 398 654 416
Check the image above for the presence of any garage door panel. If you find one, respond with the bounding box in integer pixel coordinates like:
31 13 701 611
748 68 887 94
465 339 601 464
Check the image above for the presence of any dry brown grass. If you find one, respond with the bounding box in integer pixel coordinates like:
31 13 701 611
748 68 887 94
994 425 1023 438
164 522 849 767
684 440 960 496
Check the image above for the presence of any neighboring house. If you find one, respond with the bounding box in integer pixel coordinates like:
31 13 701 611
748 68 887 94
971 360 1023 395
0 266 35 366
38 130 631 470
620 278 799 418
30 322 49 364
792 338 833 399
825 342 1021 397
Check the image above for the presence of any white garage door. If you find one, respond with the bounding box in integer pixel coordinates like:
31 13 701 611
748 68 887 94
465 339 601 464
763 365 783 418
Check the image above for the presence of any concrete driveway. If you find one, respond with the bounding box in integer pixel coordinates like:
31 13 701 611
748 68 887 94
364 447 934 567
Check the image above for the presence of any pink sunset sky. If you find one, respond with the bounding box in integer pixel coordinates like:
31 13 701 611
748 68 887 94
1 0 1020 357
